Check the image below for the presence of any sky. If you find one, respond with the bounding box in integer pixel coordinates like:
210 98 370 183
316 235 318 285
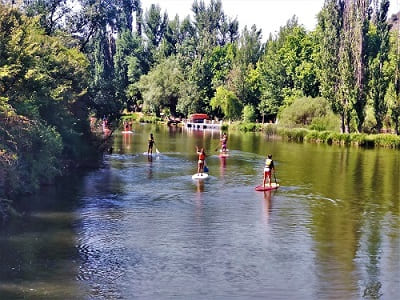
140 0 400 40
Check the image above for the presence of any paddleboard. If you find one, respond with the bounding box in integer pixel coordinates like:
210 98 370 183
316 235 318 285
219 149 229 157
143 152 158 156
255 183 279 191
121 130 133 134
192 173 209 180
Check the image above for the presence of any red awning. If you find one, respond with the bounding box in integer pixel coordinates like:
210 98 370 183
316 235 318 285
189 113 209 120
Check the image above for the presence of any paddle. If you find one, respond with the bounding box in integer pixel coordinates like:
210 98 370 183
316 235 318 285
156 148 160 154
273 172 277 184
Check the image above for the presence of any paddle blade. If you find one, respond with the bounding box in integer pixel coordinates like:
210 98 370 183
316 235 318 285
204 166 209 173
156 148 160 154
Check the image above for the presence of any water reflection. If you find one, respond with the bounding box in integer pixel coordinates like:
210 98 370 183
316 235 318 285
219 156 226 178
260 190 272 227
147 155 153 178
1 125 399 299
195 179 205 193
122 132 132 151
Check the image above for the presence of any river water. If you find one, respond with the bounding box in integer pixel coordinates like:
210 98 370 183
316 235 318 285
1 124 399 299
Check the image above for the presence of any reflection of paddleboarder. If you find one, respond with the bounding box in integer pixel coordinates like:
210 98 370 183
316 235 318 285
196 179 204 193
147 155 153 178
263 154 275 188
263 190 272 224
219 155 226 177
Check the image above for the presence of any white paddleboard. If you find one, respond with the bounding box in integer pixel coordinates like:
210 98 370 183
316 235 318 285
121 130 134 134
192 173 209 179
143 152 158 156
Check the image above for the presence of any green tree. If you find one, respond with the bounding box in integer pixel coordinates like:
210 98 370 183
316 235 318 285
138 56 183 116
386 27 400 134
236 24 264 68
210 86 242 120
144 3 168 65
0 5 92 197
242 104 256 122
114 30 147 111
368 0 390 132
176 80 202 116
318 0 369 133
23 0 71 35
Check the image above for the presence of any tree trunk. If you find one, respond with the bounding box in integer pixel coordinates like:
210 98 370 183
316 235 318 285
341 113 345 133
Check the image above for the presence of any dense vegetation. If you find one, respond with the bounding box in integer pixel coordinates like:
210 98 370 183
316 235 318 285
2 0 400 205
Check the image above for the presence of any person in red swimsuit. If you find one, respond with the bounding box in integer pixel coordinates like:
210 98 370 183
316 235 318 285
196 146 206 175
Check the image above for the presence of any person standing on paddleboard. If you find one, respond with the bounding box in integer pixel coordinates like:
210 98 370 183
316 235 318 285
148 133 155 156
263 154 275 188
196 146 206 176
220 132 228 153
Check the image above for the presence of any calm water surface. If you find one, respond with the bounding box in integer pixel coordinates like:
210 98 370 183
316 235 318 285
1 124 399 299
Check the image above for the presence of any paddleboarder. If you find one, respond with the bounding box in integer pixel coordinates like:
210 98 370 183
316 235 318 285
220 132 228 153
263 154 275 188
148 133 155 156
196 146 207 176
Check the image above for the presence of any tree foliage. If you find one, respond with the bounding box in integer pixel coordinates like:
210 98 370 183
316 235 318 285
0 4 92 198
210 86 242 120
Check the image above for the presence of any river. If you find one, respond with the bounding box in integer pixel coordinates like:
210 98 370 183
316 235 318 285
0 123 399 299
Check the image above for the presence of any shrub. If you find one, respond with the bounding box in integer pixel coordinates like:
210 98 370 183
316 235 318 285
309 113 341 132
263 124 278 136
242 105 256 123
279 96 338 129
221 124 229 131
373 134 400 148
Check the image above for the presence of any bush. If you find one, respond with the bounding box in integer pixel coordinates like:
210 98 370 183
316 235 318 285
242 105 256 123
373 134 400 148
309 113 341 132
221 123 229 131
237 122 263 132
279 96 339 129
278 128 309 142
263 124 278 136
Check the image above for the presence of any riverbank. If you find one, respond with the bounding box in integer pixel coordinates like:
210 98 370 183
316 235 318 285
0 116 111 221
121 112 400 150
231 123 400 149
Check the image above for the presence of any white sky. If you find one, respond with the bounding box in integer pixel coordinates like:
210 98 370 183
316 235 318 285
141 0 400 40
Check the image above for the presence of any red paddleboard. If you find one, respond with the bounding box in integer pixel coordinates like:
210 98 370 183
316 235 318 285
255 183 279 191
219 149 229 157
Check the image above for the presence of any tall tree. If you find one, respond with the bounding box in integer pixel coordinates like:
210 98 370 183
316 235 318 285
22 0 70 35
316 0 344 109
237 25 264 68
368 0 390 132
143 3 168 65
386 20 400 134
318 0 370 133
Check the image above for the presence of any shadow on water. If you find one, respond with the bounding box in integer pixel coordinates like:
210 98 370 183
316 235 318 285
0 172 91 299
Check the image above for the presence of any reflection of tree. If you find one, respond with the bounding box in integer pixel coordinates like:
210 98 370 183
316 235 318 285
0 176 86 298
305 146 400 298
